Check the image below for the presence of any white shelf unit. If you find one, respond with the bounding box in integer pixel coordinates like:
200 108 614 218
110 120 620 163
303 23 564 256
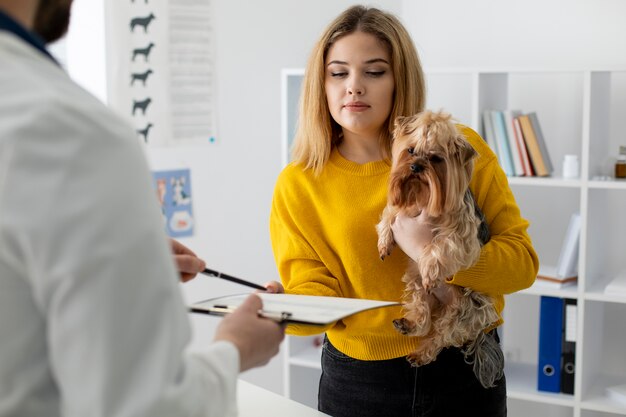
280 67 626 416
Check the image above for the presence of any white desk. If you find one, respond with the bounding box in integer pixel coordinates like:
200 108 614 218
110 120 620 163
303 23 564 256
238 380 329 416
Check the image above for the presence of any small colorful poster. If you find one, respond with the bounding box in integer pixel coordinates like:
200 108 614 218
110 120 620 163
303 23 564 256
152 169 194 238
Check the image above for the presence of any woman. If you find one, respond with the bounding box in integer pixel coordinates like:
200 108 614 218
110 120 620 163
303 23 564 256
268 5 538 416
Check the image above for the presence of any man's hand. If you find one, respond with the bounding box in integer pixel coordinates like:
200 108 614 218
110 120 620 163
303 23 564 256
390 211 434 262
214 294 285 371
170 239 205 282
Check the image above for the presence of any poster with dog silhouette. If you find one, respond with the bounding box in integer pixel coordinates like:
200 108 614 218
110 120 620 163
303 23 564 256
152 169 194 237
105 0 218 146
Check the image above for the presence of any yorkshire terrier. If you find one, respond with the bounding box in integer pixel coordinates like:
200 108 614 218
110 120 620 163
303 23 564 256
376 110 504 388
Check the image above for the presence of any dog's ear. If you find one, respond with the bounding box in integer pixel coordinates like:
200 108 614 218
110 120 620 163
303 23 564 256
458 137 477 163
393 115 420 144
394 115 409 129
453 135 477 177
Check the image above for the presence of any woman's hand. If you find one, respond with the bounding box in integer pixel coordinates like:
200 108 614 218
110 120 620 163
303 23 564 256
390 211 434 262
263 281 285 294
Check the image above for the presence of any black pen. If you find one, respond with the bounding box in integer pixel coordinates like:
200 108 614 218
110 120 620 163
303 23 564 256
201 268 267 291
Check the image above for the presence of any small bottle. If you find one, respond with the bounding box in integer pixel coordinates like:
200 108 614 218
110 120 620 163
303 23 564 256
562 154 579 179
616 147 626 179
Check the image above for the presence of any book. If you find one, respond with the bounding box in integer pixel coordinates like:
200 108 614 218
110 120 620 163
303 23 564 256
556 213 581 280
491 110 515 176
528 112 554 175
512 115 534 176
481 110 499 155
537 296 564 392
560 298 577 394
503 110 525 176
535 265 577 288
534 213 581 288
518 114 550 176
189 293 400 326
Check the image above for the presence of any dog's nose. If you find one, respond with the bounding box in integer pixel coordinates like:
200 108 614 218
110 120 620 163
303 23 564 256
410 164 423 173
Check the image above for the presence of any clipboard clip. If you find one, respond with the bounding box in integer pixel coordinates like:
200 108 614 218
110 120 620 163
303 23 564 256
213 305 293 324
260 311 293 323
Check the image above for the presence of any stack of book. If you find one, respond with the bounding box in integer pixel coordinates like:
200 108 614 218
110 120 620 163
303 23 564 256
535 213 581 289
481 110 553 177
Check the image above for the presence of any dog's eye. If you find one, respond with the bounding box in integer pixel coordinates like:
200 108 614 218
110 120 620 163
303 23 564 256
407 147 414 154
429 155 443 163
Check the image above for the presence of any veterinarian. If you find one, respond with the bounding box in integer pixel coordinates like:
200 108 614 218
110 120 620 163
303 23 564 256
267 5 539 417
0 1 284 416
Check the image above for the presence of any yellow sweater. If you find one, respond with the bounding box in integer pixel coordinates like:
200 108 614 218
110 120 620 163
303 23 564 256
269 126 538 361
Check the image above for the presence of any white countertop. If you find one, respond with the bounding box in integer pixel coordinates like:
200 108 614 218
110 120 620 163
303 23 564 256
238 380 329 416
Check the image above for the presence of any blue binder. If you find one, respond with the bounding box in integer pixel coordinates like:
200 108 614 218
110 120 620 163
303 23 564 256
537 296 564 392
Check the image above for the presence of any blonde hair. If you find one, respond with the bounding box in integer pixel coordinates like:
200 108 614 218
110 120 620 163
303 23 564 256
291 5 426 175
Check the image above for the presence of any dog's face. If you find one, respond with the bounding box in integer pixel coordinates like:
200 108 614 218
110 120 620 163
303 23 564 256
388 111 476 217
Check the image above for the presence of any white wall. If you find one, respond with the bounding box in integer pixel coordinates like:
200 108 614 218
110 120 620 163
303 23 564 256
61 0 626 398
403 0 626 70
65 0 107 101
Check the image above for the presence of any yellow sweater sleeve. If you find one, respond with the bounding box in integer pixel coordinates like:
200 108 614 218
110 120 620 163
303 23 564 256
269 164 343 299
449 126 539 308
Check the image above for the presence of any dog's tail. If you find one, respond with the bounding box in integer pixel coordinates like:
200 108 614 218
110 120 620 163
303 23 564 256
462 330 504 389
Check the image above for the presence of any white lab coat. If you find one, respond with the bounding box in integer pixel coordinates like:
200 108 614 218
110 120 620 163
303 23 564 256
0 32 238 417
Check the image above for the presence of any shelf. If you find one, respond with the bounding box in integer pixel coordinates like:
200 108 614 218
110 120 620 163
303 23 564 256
519 282 579 299
288 344 322 369
508 177 583 188
581 374 626 415
584 290 626 304
508 177 626 190
506 362 575 406
588 180 626 190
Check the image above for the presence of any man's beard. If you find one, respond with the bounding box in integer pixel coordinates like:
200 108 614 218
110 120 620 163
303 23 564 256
33 0 73 44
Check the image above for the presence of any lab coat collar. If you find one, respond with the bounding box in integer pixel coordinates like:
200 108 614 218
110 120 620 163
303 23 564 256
0 9 57 64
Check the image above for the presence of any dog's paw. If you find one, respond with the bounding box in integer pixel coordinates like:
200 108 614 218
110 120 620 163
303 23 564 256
378 235 396 261
406 352 434 368
406 353 424 367
377 241 394 261
393 318 416 335
376 218 396 260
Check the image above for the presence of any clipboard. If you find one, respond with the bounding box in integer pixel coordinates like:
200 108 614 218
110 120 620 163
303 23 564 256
189 293 401 326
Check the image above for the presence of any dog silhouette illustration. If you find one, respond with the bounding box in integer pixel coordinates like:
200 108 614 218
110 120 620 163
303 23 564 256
132 98 152 116
137 123 153 142
132 43 155 62
130 13 156 33
130 69 153 86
